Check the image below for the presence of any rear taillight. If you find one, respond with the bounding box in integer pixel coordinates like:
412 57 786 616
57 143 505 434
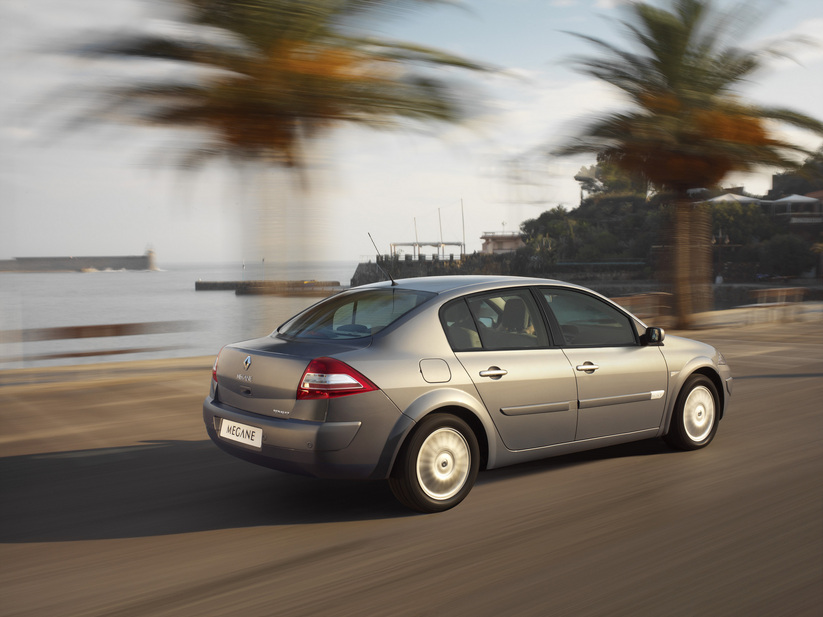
297 357 378 400
212 348 223 382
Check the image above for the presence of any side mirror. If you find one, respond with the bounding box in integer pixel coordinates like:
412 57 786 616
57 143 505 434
643 327 665 346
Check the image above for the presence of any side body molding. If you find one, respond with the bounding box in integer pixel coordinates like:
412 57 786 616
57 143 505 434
578 390 665 409
501 401 571 416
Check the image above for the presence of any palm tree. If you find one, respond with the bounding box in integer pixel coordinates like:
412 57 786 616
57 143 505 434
555 0 823 327
69 0 487 267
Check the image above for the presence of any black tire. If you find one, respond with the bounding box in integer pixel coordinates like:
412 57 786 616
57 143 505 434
389 414 480 513
664 374 719 450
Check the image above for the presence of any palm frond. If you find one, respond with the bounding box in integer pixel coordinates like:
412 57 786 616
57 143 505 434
556 0 823 193
57 0 485 173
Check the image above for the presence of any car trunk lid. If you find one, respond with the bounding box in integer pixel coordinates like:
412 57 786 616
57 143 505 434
214 336 368 421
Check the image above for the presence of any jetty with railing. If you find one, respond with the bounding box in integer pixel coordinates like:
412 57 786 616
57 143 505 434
195 279 343 296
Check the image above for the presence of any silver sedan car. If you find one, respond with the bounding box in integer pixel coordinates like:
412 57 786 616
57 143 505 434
204 276 732 512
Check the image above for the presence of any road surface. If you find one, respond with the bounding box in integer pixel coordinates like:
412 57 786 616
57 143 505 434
1 321 821 616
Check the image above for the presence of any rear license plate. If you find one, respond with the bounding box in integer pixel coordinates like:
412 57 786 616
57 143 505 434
219 418 263 449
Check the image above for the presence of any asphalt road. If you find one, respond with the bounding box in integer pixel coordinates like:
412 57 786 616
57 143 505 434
1 321 821 617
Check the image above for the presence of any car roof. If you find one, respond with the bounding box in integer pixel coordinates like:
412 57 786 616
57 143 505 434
356 275 643 321
360 275 576 295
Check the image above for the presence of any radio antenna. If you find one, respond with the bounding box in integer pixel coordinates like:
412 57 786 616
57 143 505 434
368 233 397 286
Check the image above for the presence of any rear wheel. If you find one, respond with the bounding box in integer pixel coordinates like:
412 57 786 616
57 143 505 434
389 414 479 513
665 374 719 450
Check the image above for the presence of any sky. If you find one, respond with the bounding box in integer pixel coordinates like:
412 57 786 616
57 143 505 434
2 0 822 268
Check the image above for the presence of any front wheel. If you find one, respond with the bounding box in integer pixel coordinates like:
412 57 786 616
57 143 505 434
389 414 480 513
664 374 719 450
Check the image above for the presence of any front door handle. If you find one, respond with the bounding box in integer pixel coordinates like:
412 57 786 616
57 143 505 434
479 367 508 379
576 362 600 373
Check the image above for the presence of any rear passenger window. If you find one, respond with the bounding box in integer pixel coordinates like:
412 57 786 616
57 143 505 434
467 291 549 350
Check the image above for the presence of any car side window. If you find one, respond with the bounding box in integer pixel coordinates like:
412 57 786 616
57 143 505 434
466 290 549 350
440 300 482 351
540 288 637 348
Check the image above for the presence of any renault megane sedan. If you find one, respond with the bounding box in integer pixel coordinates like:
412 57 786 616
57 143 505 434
204 276 732 512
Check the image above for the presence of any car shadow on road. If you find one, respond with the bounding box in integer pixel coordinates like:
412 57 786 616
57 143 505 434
0 440 407 543
476 437 675 486
1 438 682 543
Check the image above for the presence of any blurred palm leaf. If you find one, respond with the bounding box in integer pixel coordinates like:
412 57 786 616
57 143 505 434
71 0 489 170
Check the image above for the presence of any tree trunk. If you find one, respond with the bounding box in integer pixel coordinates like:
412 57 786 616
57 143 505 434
671 199 713 329
246 160 329 276
672 200 694 329
233 162 329 334
690 205 714 314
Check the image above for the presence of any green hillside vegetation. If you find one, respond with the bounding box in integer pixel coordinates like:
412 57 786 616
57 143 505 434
473 148 822 282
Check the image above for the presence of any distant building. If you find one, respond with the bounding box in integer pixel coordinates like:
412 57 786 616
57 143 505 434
771 193 822 225
480 232 525 255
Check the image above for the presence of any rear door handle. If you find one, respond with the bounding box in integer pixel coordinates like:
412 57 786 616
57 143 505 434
576 362 600 373
479 367 508 379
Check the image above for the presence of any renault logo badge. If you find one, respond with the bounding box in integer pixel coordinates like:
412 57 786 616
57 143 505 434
243 356 252 371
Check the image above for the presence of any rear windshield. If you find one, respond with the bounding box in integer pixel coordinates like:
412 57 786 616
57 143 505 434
277 288 436 340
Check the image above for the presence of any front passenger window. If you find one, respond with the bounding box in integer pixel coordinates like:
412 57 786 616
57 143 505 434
541 288 637 347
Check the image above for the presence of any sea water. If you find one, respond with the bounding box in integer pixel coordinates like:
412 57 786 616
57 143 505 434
0 261 359 368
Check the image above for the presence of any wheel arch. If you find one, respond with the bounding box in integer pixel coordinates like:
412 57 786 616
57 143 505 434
662 361 725 437
663 370 721 449
392 405 491 474
690 367 725 421
426 405 490 471
388 410 483 512
381 387 498 477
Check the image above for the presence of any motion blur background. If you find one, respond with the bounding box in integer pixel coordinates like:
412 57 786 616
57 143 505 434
2 3 823 616
3 0 823 365
3 0 822 265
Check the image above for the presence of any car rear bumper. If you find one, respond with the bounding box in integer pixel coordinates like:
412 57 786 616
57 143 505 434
203 395 413 480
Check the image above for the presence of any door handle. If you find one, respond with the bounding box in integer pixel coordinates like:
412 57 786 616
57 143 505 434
576 362 599 373
479 367 508 379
